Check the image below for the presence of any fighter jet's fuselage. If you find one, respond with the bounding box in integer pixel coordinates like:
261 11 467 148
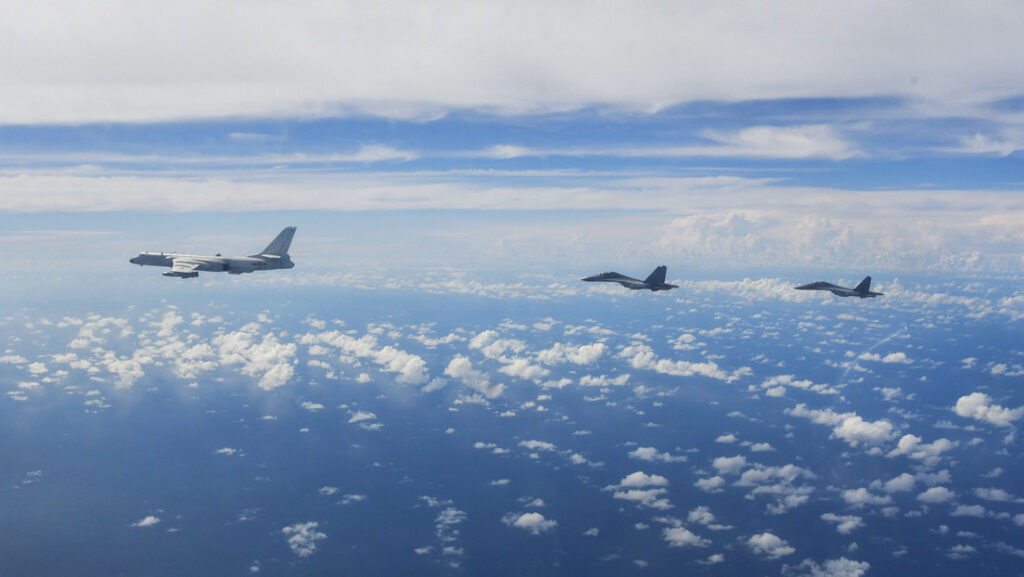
582 266 678 292
794 276 883 298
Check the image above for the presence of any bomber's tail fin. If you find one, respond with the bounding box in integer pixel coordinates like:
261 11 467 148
260 226 296 256
853 276 872 293
644 265 668 286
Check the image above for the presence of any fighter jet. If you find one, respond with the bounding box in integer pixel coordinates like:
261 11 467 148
794 275 883 298
130 226 296 278
581 265 678 291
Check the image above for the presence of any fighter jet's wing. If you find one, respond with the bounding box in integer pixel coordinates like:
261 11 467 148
170 259 202 275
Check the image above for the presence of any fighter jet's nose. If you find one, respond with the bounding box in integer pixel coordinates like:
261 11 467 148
581 275 599 282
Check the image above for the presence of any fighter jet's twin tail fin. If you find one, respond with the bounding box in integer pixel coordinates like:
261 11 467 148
259 226 296 257
853 276 872 294
644 265 668 286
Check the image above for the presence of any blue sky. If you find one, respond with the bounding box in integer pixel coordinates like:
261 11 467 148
1 1 1023 277
5 6 1024 574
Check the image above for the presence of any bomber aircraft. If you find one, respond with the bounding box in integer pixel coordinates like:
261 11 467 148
794 275 883 298
130 227 296 278
581 265 678 292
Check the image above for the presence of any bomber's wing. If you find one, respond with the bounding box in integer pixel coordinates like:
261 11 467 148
171 259 201 274
165 259 202 278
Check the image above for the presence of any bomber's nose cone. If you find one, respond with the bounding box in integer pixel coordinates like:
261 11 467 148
129 257 138 264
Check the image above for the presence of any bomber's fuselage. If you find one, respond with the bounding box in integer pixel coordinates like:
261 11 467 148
129 252 294 274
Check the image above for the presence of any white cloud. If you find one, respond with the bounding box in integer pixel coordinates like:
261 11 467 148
503 512 557 535
917 486 955 504
498 358 550 381
347 411 376 423
468 330 526 360
954 392 1024 427
821 513 864 535
712 455 748 475
618 342 751 383
131 515 161 528
858 351 912 364
733 463 816 514
4 2 1023 125
662 526 711 548
952 133 1019 157
214 324 296 390
606 471 672 509
951 504 986 518
301 330 428 385
98 350 146 389
831 415 895 447
629 446 687 463
444 356 505 398
882 473 916 493
785 558 871 577
27 361 48 374
282 522 327 558
617 471 669 488
695 476 726 493
973 487 1022 503
341 494 366 505
787 404 894 447
842 488 892 507
579 374 630 387
373 346 429 385
747 532 795 559
755 374 839 397
886 434 956 466
537 342 607 366
694 125 859 160
519 440 556 452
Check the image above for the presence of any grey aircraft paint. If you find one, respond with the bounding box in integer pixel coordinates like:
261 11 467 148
581 265 678 291
130 227 296 278
794 275 883 298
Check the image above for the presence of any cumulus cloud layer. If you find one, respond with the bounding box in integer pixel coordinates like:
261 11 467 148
215 324 297 390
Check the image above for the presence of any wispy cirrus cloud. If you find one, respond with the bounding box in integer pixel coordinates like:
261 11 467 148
2 1 1023 123
466 125 861 160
